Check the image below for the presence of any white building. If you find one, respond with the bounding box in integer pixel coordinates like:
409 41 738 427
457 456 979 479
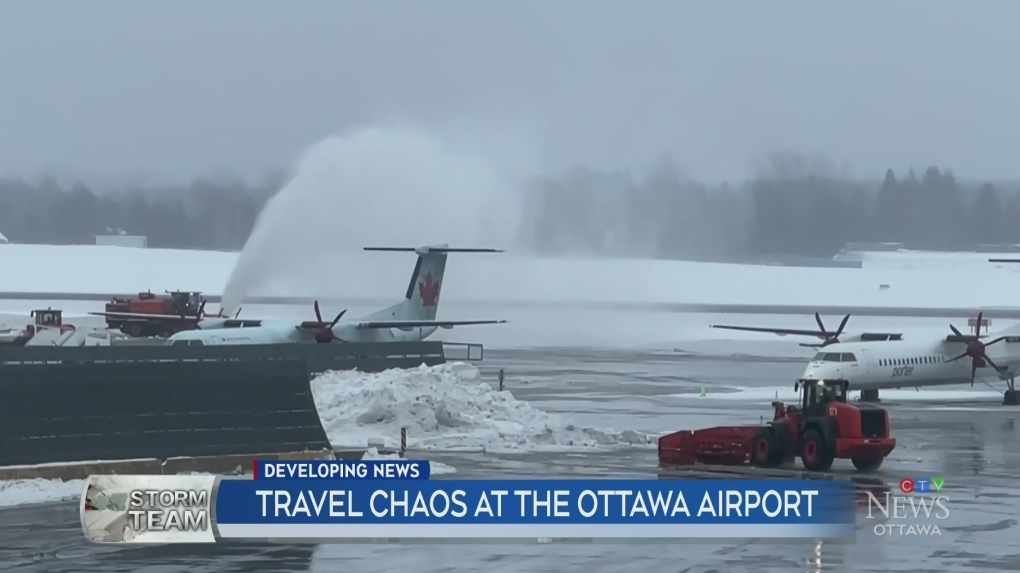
95 235 147 248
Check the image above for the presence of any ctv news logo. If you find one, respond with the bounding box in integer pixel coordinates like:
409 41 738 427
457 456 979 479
864 478 949 537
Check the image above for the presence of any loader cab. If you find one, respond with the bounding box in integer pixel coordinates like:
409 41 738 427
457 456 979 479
794 378 849 418
166 291 202 315
31 309 63 327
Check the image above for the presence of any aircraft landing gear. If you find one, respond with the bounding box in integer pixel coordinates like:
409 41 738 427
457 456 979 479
860 389 880 403
1004 377 1019 406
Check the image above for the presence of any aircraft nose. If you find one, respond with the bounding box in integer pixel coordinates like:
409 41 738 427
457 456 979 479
802 364 834 380
804 364 841 381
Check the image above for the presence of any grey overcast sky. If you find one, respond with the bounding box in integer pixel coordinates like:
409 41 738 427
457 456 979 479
0 0 1017 183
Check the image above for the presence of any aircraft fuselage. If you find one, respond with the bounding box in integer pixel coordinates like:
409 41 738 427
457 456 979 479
802 338 1020 391
167 321 439 346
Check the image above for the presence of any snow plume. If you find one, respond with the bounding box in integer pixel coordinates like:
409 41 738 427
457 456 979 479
311 362 655 453
220 121 533 313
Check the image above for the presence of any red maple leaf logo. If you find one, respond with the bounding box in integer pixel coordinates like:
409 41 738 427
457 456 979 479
417 273 441 307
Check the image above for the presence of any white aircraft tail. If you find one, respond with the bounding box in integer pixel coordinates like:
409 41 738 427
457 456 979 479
363 245 502 321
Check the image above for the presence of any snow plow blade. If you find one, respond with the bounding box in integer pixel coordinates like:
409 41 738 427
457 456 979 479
657 426 760 466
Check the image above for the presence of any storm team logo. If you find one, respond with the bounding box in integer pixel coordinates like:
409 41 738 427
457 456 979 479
81 479 137 543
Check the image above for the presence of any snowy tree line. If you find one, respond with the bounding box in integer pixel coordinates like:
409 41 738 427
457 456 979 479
0 174 282 251
519 153 1020 259
2 154 1019 258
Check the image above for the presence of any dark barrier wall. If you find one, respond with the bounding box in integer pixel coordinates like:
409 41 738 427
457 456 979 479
0 359 331 466
0 342 455 467
0 341 450 373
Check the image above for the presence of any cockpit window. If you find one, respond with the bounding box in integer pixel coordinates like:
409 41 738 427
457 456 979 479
171 340 189 346
811 353 845 362
840 353 857 362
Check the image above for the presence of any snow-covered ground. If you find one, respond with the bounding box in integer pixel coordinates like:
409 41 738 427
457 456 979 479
838 248 1020 271
0 477 84 508
2 243 1020 308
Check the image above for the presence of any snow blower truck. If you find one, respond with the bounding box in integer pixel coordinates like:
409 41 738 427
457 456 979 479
658 378 896 472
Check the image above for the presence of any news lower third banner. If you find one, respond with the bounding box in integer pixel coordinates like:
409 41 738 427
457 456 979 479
82 461 856 543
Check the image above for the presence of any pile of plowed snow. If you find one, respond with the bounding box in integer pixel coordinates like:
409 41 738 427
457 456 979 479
0 478 84 508
311 363 655 452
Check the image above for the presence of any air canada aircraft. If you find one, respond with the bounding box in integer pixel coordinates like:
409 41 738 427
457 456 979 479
711 312 1020 405
95 245 506 345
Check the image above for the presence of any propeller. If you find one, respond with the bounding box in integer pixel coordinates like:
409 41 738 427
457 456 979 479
311 300 347 343
798 313 851 348
946 312 1006 386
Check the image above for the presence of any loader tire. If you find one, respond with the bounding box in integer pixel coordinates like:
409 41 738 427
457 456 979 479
800 429 834 472
751 428 784 468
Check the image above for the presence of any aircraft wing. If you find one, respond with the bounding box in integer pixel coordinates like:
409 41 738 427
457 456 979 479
351 319 507 330
709 324 827 338
89 311 201 321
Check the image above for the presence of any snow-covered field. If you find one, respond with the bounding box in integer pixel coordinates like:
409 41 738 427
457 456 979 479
0 477 85 508
837 248 1020 271
1 243 1020 308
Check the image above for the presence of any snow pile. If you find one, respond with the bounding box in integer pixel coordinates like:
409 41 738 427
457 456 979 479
362 447 458 475
312 363 655 453
0 478 84 508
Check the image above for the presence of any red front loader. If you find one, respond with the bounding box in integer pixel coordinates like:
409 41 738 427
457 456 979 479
659 379 897 472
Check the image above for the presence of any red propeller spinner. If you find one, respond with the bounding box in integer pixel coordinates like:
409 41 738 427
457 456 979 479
946 312 1006 385
799 313 851 348
311 300 347 343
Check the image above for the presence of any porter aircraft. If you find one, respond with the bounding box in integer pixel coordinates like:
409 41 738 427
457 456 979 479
711 312 1020 404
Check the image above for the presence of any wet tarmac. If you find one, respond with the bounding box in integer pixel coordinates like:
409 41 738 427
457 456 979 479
2 347 1019 572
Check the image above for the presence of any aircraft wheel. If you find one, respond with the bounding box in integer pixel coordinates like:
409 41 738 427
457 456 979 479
121 522 135 542
852 456 884 471
751 428 784 468
800 429 834 472
1003 390 1020 406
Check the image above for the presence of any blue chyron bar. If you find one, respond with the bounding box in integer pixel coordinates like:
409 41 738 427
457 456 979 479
210 476 856 541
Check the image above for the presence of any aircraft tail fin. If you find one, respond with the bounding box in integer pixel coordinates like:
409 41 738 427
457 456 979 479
363 244 501 320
